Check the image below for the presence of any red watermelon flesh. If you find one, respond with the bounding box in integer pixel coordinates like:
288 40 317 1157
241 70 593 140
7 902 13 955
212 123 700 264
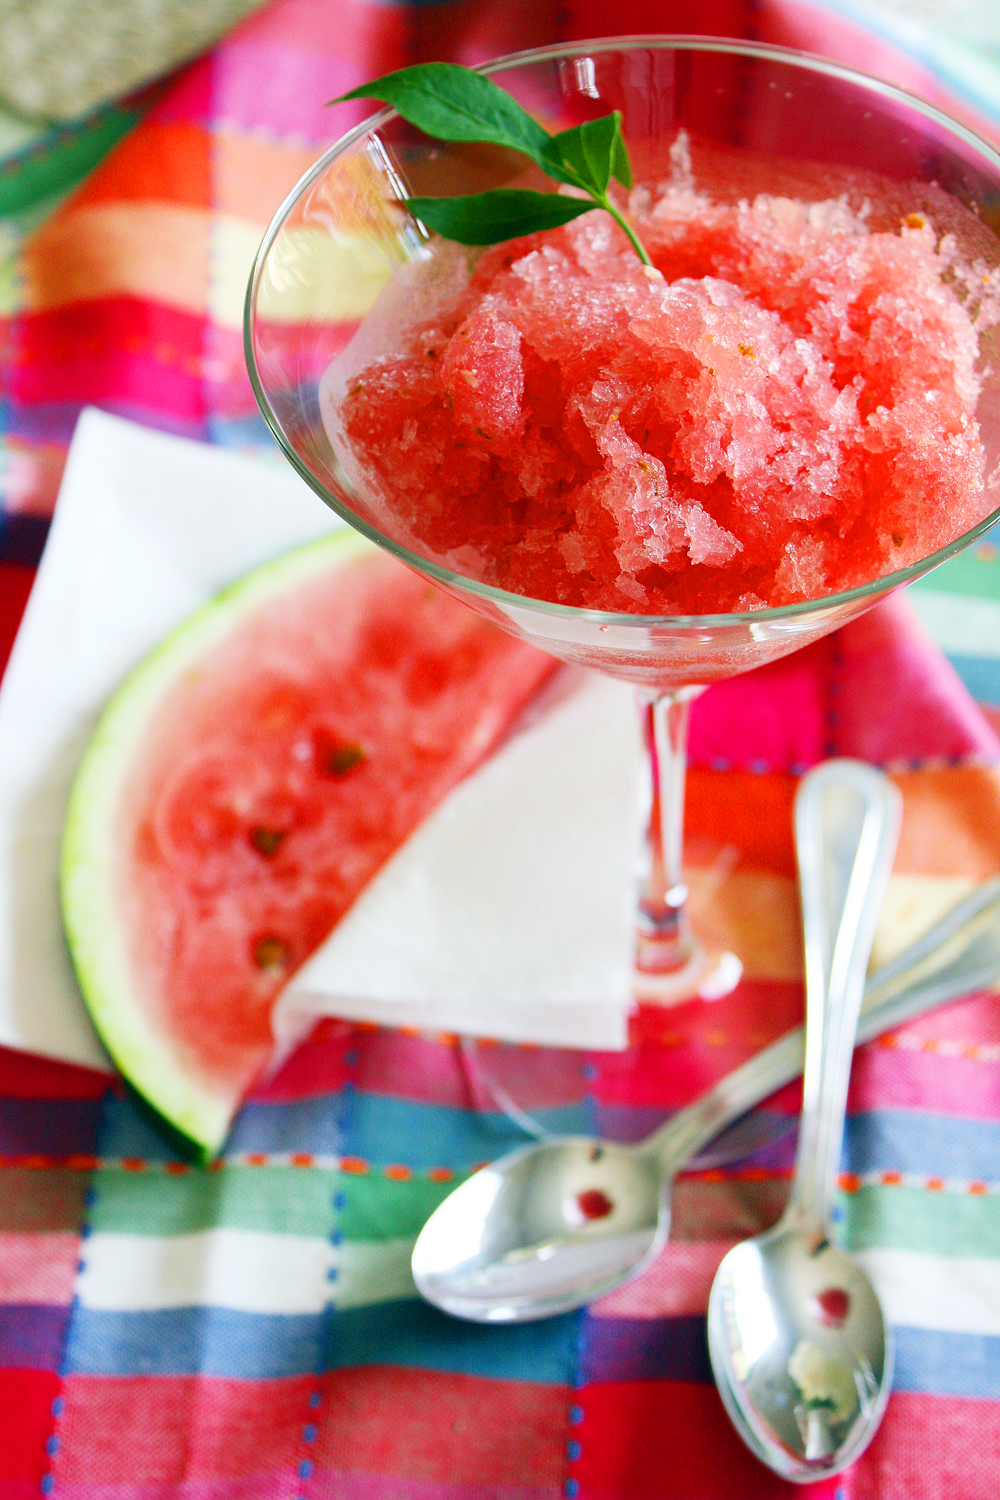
110 545 555 1115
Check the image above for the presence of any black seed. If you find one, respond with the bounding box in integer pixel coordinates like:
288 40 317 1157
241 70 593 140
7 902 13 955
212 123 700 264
325 742 366 777
254 936 288 970
250 826 286 857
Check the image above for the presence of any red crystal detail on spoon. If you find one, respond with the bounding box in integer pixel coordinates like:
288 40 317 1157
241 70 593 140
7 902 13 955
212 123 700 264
577 1189 614 1220
812 1287 851 1327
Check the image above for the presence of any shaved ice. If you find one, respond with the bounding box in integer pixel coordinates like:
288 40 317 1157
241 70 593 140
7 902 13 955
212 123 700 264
322 139 1000 615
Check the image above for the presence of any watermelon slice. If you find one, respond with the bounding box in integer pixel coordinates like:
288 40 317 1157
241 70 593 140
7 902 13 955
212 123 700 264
61 529 554 1158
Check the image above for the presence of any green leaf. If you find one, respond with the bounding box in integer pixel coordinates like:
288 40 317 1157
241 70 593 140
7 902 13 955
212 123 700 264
550 114 621 196
610 115 633 190
332 63 649 262
333 63 554 176
406 189 596 245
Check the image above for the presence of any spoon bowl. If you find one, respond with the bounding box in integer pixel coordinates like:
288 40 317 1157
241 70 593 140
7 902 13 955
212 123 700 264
709 1227 891 1477
412 1137 665 1320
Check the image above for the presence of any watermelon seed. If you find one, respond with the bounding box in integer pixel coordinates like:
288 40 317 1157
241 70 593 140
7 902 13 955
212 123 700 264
250 826 286 857
254 936 288 971
317 738 367 778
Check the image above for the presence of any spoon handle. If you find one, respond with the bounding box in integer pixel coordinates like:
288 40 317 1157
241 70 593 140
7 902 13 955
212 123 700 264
786 760 902 1227
644 871 1000 1175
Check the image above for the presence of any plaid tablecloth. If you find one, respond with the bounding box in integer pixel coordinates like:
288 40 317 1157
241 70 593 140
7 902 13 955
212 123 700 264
2 2 1000 1496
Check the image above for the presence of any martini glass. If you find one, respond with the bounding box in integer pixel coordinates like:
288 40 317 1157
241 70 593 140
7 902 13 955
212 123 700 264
245 37 1000 1009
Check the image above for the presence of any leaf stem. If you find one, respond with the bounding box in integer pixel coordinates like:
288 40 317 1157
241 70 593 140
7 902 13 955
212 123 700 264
600 197 652 266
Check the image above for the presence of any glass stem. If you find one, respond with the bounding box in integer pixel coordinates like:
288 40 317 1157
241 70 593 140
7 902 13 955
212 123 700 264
635 688 699 975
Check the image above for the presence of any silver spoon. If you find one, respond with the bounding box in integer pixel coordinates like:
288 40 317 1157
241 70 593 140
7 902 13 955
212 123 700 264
411 870 1000 1325
706 760 901 1479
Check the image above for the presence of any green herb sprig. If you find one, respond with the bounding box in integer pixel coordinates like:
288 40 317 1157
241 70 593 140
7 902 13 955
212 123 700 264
332 63 651 265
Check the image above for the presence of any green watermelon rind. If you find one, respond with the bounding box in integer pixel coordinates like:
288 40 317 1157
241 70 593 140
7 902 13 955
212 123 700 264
60 525 375 1161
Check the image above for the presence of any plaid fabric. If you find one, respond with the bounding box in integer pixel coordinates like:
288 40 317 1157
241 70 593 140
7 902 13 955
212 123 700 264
1 1 1000 1496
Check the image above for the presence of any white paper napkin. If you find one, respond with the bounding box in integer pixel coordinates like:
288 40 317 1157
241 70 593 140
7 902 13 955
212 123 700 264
0 408 637 1071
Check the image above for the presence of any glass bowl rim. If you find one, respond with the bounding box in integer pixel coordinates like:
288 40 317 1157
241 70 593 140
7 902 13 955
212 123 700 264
244 32 1000 631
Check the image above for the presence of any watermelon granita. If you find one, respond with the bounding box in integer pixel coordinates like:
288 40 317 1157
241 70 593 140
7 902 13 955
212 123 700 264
322 137 1000 615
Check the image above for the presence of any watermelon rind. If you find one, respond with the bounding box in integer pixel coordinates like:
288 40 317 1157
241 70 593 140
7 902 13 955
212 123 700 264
60 525 375 1160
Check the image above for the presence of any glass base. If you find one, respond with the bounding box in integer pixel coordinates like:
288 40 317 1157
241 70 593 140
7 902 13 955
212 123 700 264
633 941 743 1006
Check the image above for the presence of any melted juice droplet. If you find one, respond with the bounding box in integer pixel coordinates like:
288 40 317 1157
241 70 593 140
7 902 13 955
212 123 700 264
577 1189 614 1220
